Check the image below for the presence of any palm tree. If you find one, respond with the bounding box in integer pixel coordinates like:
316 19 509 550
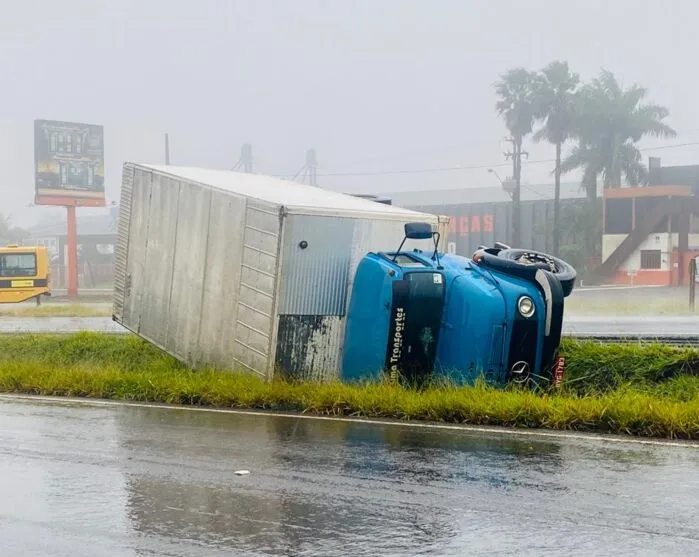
532 61 580 256
495 68 540 244
561 69 677 200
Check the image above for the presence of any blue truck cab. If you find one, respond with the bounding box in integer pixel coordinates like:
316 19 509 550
341 222 575 387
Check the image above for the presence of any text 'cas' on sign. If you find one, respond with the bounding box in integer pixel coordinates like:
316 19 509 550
448 214 494 236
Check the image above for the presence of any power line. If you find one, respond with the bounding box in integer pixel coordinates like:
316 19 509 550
327 144 471 168
281 140 699 179
640 140 699 152
520 184 553 199
326 132 699 169
277 159 553 178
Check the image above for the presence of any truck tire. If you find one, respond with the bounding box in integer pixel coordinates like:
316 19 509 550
495 249 576 297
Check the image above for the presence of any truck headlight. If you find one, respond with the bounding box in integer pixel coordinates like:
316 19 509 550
517 296 535 318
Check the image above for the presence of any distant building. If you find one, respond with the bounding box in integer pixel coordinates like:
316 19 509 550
377 161 699 286
594 159 699 286
377 181 591 208
24 212 116 288
376 181 598 258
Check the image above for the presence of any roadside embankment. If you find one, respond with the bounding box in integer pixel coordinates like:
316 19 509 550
0 333 697 439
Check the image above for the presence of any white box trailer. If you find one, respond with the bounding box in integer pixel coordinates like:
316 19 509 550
113 163 450 381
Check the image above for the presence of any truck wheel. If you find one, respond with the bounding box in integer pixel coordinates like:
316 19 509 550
496 249 576 297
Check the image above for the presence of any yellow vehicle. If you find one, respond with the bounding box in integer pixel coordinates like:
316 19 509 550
0 245 51 304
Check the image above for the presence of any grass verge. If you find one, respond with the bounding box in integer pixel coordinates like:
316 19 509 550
0 333 698 440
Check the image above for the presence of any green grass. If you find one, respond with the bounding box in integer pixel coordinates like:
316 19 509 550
0 303 112 317
0 333 698 439
561 339 699 394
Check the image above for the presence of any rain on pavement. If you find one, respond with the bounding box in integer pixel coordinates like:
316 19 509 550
0 396 697 557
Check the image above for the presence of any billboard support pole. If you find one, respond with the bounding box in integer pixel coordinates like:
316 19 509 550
33 119 106 297
66 205 78 297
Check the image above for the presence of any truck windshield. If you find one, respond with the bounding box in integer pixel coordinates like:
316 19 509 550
385 271 445 384
0 253 37 278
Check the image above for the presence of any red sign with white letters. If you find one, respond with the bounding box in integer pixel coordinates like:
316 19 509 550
448 214 494 237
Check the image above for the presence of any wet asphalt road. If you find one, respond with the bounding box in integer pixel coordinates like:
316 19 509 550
0 316 123 333
1 315 698 338
562 315 699 338
0 396 697 557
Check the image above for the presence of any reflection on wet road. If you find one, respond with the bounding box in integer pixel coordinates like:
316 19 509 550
0 396 697 556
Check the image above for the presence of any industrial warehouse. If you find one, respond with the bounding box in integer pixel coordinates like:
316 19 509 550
383 158 699 287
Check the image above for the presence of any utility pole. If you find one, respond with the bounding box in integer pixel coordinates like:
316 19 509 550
503 137 527 247
232 143 253 173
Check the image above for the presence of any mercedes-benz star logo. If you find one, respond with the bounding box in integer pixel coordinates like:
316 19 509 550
510 360 530 383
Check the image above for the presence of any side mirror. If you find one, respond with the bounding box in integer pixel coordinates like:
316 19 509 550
404 222 433 240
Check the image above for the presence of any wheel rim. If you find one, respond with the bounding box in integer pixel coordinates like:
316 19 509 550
515 251 558 273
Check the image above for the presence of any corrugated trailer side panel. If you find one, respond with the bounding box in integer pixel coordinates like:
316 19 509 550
277 215 354 316
113 165 283 378
274 214 441 382
119 166 153 329
113 164 134 321
274 215 355 381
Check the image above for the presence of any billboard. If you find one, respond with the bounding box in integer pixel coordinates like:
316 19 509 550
34 119 105 206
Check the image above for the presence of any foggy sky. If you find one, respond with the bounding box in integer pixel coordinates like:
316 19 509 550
2 0 698 227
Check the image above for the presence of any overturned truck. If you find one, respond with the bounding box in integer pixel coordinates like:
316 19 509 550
113 164 449 380
113 164 575 387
